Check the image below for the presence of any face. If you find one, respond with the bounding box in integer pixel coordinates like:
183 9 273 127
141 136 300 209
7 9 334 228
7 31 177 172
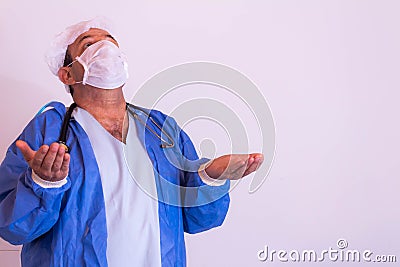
66 28 119 83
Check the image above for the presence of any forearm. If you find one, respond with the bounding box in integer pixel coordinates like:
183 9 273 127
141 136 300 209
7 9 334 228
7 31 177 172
0 166 70 245
182 181 230 234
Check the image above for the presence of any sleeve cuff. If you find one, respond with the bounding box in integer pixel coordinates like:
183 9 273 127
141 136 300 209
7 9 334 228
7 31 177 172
31 170 68 188
198 161 227 187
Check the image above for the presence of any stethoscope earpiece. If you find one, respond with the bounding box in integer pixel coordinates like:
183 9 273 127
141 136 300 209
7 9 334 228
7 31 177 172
58 141 70 153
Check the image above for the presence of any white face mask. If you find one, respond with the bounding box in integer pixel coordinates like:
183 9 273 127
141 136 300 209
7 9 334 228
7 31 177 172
69 40 129 89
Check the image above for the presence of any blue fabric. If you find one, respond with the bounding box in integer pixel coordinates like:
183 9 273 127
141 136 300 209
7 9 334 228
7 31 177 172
0 101 230 267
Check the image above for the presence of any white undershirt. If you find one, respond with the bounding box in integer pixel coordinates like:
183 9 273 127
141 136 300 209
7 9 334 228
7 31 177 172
72 107 162 267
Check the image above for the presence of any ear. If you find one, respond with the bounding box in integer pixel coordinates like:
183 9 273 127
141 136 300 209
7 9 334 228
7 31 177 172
58 67 76 86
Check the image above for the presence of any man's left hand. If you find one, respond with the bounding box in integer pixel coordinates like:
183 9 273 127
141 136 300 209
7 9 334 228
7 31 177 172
205 153 264 180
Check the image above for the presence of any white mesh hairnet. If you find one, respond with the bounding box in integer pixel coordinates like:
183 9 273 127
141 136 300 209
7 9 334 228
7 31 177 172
45 16 116 80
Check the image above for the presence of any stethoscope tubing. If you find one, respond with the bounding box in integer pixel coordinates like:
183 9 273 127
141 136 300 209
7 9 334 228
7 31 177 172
58 103 175 153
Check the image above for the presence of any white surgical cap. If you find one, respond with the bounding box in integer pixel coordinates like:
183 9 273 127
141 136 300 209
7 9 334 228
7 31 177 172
45 16 115 77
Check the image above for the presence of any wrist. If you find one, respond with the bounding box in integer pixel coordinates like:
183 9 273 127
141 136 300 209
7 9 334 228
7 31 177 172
31 170 68 188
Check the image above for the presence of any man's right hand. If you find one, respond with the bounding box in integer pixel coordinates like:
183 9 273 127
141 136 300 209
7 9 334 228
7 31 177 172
16 140 70 182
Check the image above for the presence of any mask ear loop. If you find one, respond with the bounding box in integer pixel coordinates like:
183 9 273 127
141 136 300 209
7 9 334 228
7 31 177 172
75 57 89 85
66 59 85 85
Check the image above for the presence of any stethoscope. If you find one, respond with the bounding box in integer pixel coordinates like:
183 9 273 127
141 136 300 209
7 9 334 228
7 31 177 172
58 103 175 153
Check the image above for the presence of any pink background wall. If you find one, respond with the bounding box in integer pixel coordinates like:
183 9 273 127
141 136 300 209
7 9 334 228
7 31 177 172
1 1 399 266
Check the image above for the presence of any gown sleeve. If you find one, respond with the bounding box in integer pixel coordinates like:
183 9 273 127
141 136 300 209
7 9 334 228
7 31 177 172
177 126 230 234
0 110 71 245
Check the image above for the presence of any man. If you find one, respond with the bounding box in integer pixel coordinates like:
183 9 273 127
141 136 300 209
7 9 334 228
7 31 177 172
0 18 263 266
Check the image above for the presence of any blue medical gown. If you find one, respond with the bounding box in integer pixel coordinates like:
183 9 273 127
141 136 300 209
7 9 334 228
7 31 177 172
0 102 230 266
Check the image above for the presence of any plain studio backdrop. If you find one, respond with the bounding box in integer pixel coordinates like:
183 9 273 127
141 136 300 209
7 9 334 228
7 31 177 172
0 1 399 266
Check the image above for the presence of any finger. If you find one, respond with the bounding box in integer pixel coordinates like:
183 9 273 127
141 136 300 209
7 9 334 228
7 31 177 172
40 143 59 171
232 155 252 171
230 154 263 178
243 161 260 177
226 154 248 169
60 153 70 176
51 145 66 173
30 145 49 170
16 140 36 163
249 154 264 167
227 156 252 178
249 153 263 163
243 155 264 177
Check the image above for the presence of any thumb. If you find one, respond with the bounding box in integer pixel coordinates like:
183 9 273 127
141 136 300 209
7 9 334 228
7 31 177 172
16 140 36 163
